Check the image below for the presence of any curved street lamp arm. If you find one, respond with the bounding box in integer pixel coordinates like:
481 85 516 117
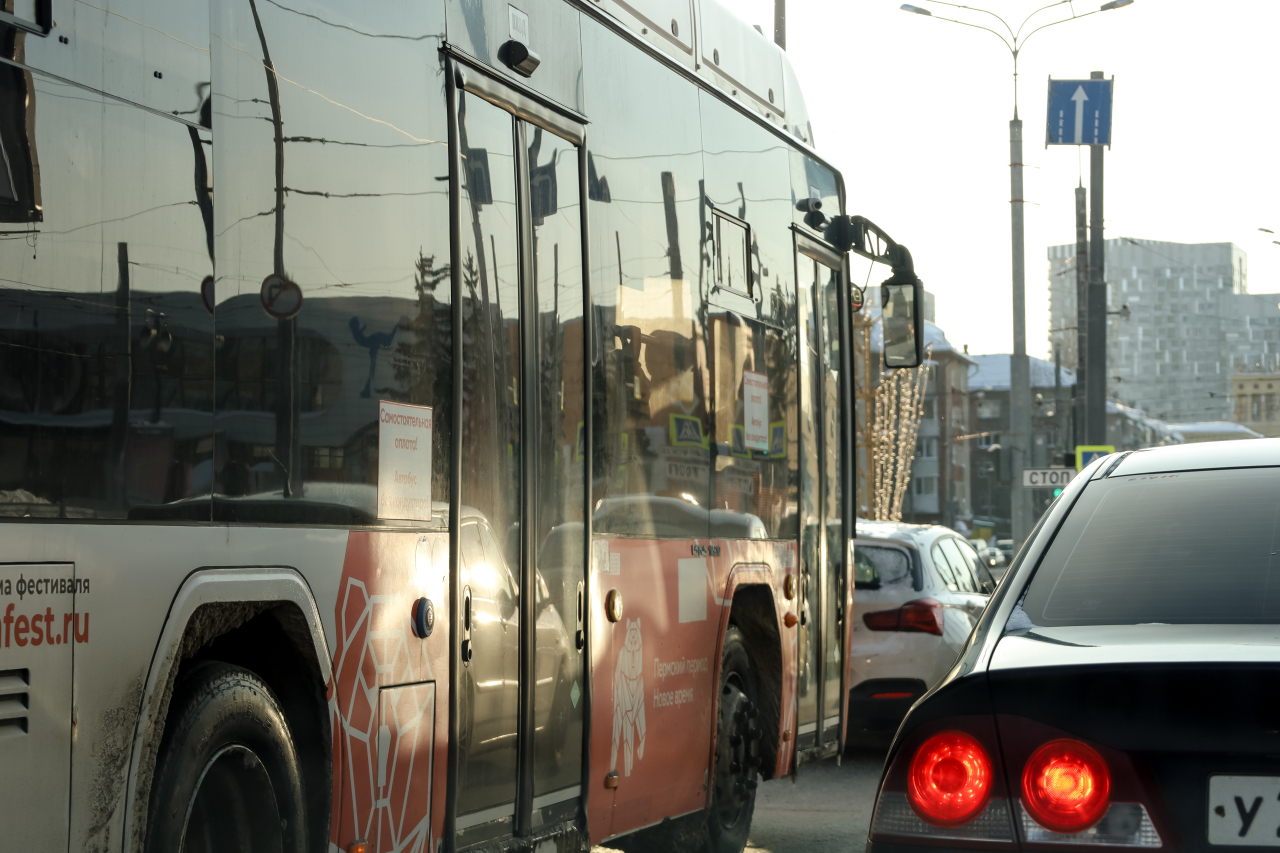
918 0 1015 42
1019 8 1100 50
919 11 1015 53
1013 0 1074 42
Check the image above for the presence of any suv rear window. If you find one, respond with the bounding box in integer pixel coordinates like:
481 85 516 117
1022 467 1280 626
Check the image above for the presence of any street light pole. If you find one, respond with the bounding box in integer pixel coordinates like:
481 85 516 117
900 0 1133 546
1009 111 1032 546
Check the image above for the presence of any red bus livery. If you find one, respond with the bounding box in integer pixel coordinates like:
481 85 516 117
0 0 923 849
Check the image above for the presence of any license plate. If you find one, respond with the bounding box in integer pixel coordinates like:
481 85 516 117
1208 776 1280 846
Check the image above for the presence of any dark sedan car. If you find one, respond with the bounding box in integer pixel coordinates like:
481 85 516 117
867 438 1280 853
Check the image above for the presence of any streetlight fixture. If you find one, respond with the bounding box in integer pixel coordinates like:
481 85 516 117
900 0 1133 547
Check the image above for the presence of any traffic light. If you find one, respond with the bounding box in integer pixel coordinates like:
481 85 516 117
1053 488 1063 498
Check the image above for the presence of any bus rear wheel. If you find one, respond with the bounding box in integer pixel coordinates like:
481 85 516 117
707 626 761 853
144 661 307 853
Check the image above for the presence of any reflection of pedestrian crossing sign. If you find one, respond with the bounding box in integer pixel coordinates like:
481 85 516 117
670 414 705 447
575 421 585 462
731 425 749 458
769 421 786 457
1074 444 1115 471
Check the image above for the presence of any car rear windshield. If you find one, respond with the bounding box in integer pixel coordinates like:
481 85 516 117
1021 467 1280 626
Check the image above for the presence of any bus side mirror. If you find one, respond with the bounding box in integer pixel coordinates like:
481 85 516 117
882 276 924 368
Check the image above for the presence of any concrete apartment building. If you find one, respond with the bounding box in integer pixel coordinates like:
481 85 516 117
1047 238 1280 423
899 324 974 531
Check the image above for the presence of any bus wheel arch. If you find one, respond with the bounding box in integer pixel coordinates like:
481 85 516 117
725 583 782 781
125 571 333 853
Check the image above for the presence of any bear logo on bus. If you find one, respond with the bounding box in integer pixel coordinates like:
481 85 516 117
611 617 646 776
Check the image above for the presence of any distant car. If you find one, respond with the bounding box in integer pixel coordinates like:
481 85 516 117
994 538 1015 562
866 440 1280 853
846 521 996 747
974 543 1010 580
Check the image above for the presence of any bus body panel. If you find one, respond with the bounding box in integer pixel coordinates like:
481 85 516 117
589 535 798 845
329 530 451 853
0 524 346 850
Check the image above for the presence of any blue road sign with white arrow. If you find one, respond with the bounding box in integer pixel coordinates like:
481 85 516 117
1046 78 1113 146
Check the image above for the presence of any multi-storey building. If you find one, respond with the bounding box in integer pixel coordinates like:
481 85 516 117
1046 238 1280 423
899 324 974 531
1230 371 1280 438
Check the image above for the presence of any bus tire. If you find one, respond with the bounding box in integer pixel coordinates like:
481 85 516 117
706 625 761 853
144 660 308 853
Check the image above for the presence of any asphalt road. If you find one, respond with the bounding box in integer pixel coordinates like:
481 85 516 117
594 749 886 853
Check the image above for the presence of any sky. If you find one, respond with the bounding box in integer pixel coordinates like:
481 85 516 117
718 0 1280 360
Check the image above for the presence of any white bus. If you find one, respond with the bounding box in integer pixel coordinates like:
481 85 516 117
0 0 921 850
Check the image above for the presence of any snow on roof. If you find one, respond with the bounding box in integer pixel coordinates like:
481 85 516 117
968 354 1077 391
1166 421 1264 438
1107 400 1185 443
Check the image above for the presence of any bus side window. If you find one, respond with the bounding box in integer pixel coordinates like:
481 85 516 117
210 0 452 526
585 17 710 541
699 90 799 540
708 313 796 539
0 65 216 520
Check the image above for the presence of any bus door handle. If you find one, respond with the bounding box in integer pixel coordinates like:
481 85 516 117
836 562 846 625
574 581 585 651
461 585 473 664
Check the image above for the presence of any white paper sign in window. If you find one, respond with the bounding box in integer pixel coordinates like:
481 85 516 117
378 401 433 522
743 370 769 450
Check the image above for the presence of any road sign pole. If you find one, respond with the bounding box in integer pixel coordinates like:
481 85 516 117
1087 73 1108 445
1010 116 1032 549
1074 183 1089 443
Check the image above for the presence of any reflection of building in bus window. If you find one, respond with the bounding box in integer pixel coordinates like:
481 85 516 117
585 19 711 540
210 0 452 524
0 60 216 519
0 60 40 223
709 312 798 539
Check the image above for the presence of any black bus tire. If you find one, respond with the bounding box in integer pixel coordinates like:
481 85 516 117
707 625 761 853
144 660 308 853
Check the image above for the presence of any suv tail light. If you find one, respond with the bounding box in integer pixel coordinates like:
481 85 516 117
1021 739 1111 833
864 598 944 636
907 731 994 827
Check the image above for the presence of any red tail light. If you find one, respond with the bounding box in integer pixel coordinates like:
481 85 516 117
864 599 944 636
1021 738 1112 833
906 730 994 827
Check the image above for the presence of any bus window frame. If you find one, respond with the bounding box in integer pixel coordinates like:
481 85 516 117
710 206 756 301
793 226 843 272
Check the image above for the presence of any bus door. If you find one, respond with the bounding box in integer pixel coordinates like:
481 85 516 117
794 233 849 762
450 63 589 848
